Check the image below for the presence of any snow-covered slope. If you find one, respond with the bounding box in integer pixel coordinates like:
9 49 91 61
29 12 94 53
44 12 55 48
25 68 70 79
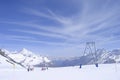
97 49 120 63
0 63 120 80
0 54 22 69
1 49 10 55
0 55 12 69
0 48 51 68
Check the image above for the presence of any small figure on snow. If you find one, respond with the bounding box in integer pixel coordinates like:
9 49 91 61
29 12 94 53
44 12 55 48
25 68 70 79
27 65 34 72
79 64 82 68
95 63 98 67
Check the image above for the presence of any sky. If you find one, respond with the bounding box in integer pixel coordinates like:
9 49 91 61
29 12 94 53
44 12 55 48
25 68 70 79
0 0 120 57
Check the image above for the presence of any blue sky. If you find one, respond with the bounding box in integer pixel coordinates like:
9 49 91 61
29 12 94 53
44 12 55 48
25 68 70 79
0 0 120 57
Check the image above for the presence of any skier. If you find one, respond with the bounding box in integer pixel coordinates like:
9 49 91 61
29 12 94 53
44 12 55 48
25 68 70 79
27 65 30 72
95 63 98 67
79 64 82 68
27 65 34 72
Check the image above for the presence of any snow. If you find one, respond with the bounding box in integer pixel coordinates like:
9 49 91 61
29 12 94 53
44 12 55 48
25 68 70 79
18 48 33 56
8 54 25 62
1 48 120 80
0 55 22 69
0 64 120 80
43 57 51 63
1 49 10 55
0 55 13 69
1 48 51 66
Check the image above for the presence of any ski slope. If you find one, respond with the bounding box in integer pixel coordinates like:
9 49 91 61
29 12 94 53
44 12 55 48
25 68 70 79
0 55 23 69
0 64 120 80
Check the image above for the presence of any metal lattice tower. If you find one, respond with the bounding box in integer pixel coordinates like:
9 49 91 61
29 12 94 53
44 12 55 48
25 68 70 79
83 42 98 64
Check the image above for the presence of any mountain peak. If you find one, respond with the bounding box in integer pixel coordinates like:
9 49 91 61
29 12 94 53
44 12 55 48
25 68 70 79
22 48 28 51
1 49 10 54
19 48 33 56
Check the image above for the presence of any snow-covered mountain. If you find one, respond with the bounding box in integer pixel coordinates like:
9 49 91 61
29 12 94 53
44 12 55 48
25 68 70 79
0 53 14 69
51 49 120 67
96 49 120 63
0 48 51 68
1 49 10 55
1 48 120 67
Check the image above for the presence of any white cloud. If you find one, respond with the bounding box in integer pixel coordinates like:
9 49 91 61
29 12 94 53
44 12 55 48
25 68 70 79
10 29 69 39
22 8 73 25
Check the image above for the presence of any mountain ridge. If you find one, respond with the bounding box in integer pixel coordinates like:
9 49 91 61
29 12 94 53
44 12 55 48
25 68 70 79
1 48 120 67
0 48 51 68
50 48 120 67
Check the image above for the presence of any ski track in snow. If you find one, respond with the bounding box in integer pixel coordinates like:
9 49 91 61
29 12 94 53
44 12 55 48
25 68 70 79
0 64 120 80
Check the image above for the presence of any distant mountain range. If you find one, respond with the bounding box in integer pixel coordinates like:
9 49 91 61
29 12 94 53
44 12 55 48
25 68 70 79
0 48 120 67
50 49 120 67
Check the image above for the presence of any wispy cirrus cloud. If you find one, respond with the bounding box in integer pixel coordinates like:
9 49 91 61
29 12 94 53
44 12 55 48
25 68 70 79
0 34 69 46
22 8 73 25
9 29 70 40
